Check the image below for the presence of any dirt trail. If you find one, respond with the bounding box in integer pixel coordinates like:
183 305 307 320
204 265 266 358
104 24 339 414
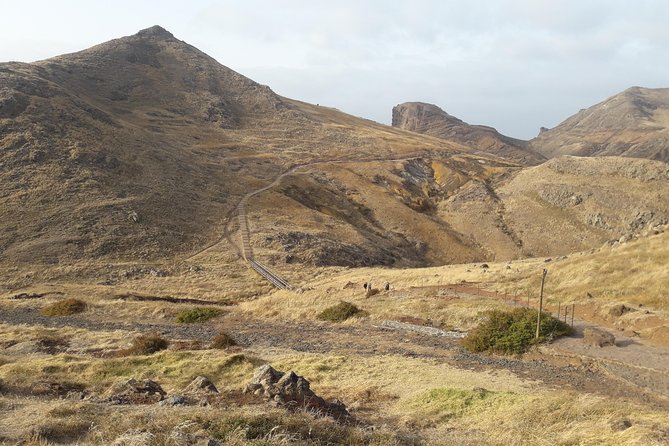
1 305 668 410
189 151 431 266
186 151 433 287
439 282 669 400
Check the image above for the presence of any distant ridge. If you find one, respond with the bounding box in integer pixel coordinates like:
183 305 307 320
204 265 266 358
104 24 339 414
530 87 669 162
392 102 545 165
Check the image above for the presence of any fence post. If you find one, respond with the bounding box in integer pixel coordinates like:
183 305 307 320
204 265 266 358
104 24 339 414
535 269 548 339
571 304 575 327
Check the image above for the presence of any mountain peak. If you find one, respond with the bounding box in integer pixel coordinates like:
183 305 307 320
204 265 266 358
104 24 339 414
135 25 174 39
530 86 669 161
392 102 545 165
392 102 464 128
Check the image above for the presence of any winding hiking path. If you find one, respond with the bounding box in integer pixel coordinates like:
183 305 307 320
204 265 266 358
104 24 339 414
192 150 433 288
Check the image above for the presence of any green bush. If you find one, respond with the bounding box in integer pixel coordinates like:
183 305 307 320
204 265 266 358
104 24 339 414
176 307 223 323
40 298 87 316
462 307 573 355
317 301 366 322
125 333 169 355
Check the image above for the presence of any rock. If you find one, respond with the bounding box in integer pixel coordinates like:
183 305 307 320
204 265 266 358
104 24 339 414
608 304 635 318
106 378 166 404
183 376 219 394
243 365 349 419
586 213 607 228
112 431 155 446
583 327 616 347
158 394 197 407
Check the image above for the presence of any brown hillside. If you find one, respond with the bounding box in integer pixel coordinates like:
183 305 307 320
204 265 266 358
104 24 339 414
1 26 666 270
530 86 669 162
392 102 546 165
0 26 493 266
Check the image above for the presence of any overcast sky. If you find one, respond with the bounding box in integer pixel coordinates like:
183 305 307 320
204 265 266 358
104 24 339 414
2 0 667 138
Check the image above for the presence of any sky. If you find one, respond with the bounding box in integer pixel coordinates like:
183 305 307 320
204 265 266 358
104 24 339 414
1 0 668 139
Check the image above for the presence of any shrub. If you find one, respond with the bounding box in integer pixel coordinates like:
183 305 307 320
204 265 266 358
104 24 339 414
40 298 86 316
317 301 366 322
462 307 573 355
210 331 237 349
125 333 169 355
176 307 223 323
35 334 69 354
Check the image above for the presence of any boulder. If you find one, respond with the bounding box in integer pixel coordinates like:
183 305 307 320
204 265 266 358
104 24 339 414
583 327 616 347
183 376 219 394
106 378 166 404
608 304 635 318
243 365 349 419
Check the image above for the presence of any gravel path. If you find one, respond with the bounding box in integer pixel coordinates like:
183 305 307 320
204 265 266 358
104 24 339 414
2 305 668 410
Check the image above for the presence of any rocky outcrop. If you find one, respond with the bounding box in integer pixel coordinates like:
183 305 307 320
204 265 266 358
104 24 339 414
105 379 166 404
183 375 219 394
243 365 349 419
392 102 545 165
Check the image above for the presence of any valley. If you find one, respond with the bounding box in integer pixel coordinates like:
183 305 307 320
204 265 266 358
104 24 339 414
0 26 668 445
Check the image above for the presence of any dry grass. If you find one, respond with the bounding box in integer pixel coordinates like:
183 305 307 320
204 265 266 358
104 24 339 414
176 307 223 323
406 389 669 446
210 331 238 349
123 333 169 355
317 301 366 322
500 232 669 310
40 298 86 316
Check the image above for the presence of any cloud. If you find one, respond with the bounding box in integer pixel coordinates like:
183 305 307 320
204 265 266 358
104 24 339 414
2 0 668 138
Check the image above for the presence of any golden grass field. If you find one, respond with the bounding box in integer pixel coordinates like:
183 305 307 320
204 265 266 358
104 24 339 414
2 26 669 445
1 228 668 445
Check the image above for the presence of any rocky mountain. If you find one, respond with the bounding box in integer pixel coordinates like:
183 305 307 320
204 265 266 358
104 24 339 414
0 26 494 266
530 87 669 162
1 26 666 271
392 102 546 165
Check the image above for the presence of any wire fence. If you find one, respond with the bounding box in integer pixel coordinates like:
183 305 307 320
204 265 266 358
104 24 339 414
433 282 577 328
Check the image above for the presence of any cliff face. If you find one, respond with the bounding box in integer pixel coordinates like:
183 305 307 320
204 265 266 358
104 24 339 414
392 102 546 165
530 87 669 162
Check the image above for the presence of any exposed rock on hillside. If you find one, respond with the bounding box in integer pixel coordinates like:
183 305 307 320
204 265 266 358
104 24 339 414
105 378 166 404
530 87 669 162
244 364 349 420
392 102 545 165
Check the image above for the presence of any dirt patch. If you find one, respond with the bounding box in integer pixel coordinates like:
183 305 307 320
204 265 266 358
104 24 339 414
113 293 235 306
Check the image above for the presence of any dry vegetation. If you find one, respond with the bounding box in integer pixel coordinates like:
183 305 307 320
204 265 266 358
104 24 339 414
1 230 668 445
1 26 668 446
